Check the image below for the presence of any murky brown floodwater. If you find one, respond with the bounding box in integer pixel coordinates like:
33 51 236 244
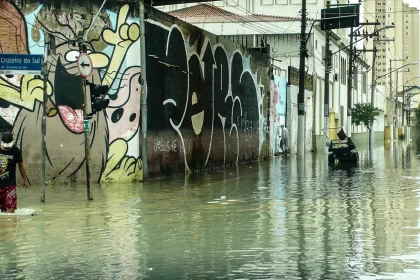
2 141 420 279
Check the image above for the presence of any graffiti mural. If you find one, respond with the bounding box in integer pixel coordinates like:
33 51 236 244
0 2 142 183
271 76 287 154
0 1 270 182
145 16 269 175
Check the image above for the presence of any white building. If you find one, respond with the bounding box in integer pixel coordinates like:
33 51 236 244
164 2 373 153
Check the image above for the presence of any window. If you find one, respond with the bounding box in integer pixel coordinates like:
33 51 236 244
406 32 409 35
406 56 409 59
406 26 409 29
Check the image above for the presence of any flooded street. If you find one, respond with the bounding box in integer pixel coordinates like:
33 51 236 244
2 142 420 279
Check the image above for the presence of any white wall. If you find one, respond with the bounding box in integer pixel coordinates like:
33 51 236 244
288 85 313 153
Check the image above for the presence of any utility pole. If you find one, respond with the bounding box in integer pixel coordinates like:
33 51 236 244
347 27 354 136
324 1 331 147
389 59 395 143
41 34 50 203
78 38 93 200
389 58 406 142
395 68 399 137
402 86 406 128
369 38 377 151
139 0 148 180
297 0 307 160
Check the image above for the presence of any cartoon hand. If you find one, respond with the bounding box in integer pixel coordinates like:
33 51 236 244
101 139 142 182
20 75 52 111
102 4 140 49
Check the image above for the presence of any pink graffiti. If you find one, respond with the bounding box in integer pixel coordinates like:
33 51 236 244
271 80 278 122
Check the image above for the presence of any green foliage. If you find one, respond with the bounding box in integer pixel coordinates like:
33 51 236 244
415 106 420 127
399 134 406 140
351 103 380 131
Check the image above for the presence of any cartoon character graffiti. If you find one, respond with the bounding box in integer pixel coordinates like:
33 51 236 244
0 3 142 183
0 156 8 175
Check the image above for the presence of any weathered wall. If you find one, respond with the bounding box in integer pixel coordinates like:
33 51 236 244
0 0 270 183
145 7 271 176
270 75 287 155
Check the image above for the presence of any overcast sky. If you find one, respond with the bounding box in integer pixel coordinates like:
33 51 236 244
403 0 420 9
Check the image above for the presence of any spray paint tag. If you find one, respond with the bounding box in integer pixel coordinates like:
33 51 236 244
84 120 89 132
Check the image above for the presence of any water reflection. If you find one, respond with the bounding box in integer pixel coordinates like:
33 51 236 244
2 142 420 278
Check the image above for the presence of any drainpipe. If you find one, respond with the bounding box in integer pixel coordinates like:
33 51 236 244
139 0 148 181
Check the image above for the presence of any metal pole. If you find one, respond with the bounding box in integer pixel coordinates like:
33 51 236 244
297 0 307 160
79 39 93 200
369 38 377 152
41 34 50 203
402 86 405 127
84 0 108 41
324 1 331 150
389 59 394 142
139 0 148 180
347 27 354 136
394 69 398 138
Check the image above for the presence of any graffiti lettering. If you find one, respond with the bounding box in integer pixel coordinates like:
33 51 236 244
153 137 177 153
237 113 259 141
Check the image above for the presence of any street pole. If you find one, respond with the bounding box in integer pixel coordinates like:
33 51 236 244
41 34 50 203
389 59 394 143
394 69 399 138
324 1 331 149
369 39 377 152
402 86 405 128
297 0 307 160
139 0 148 180
347 27 354 137
78 39 93 200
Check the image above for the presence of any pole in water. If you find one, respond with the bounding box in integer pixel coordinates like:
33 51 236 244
41 33 50 203
78 38 93 200
297 0 307 160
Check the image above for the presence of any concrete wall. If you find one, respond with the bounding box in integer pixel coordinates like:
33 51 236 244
0 1 270 183
145 7 271 176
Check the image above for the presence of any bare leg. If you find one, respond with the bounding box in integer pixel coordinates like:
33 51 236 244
7 208 15 213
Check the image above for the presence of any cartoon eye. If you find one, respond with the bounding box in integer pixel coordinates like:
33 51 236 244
65 50 80 62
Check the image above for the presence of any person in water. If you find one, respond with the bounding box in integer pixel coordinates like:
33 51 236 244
0 132 28 213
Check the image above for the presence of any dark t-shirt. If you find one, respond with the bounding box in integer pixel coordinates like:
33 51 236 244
0 146 23 187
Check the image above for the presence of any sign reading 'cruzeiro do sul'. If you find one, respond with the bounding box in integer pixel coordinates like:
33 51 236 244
0 53 43 75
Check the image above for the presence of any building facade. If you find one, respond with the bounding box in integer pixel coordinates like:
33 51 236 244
167 2 373 154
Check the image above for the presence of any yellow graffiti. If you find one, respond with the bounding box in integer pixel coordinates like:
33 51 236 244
101 4 140 86
0 4 142 183
0 75 52 111
101 139 142 182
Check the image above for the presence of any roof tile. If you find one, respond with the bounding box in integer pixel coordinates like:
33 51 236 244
169 3 298 23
